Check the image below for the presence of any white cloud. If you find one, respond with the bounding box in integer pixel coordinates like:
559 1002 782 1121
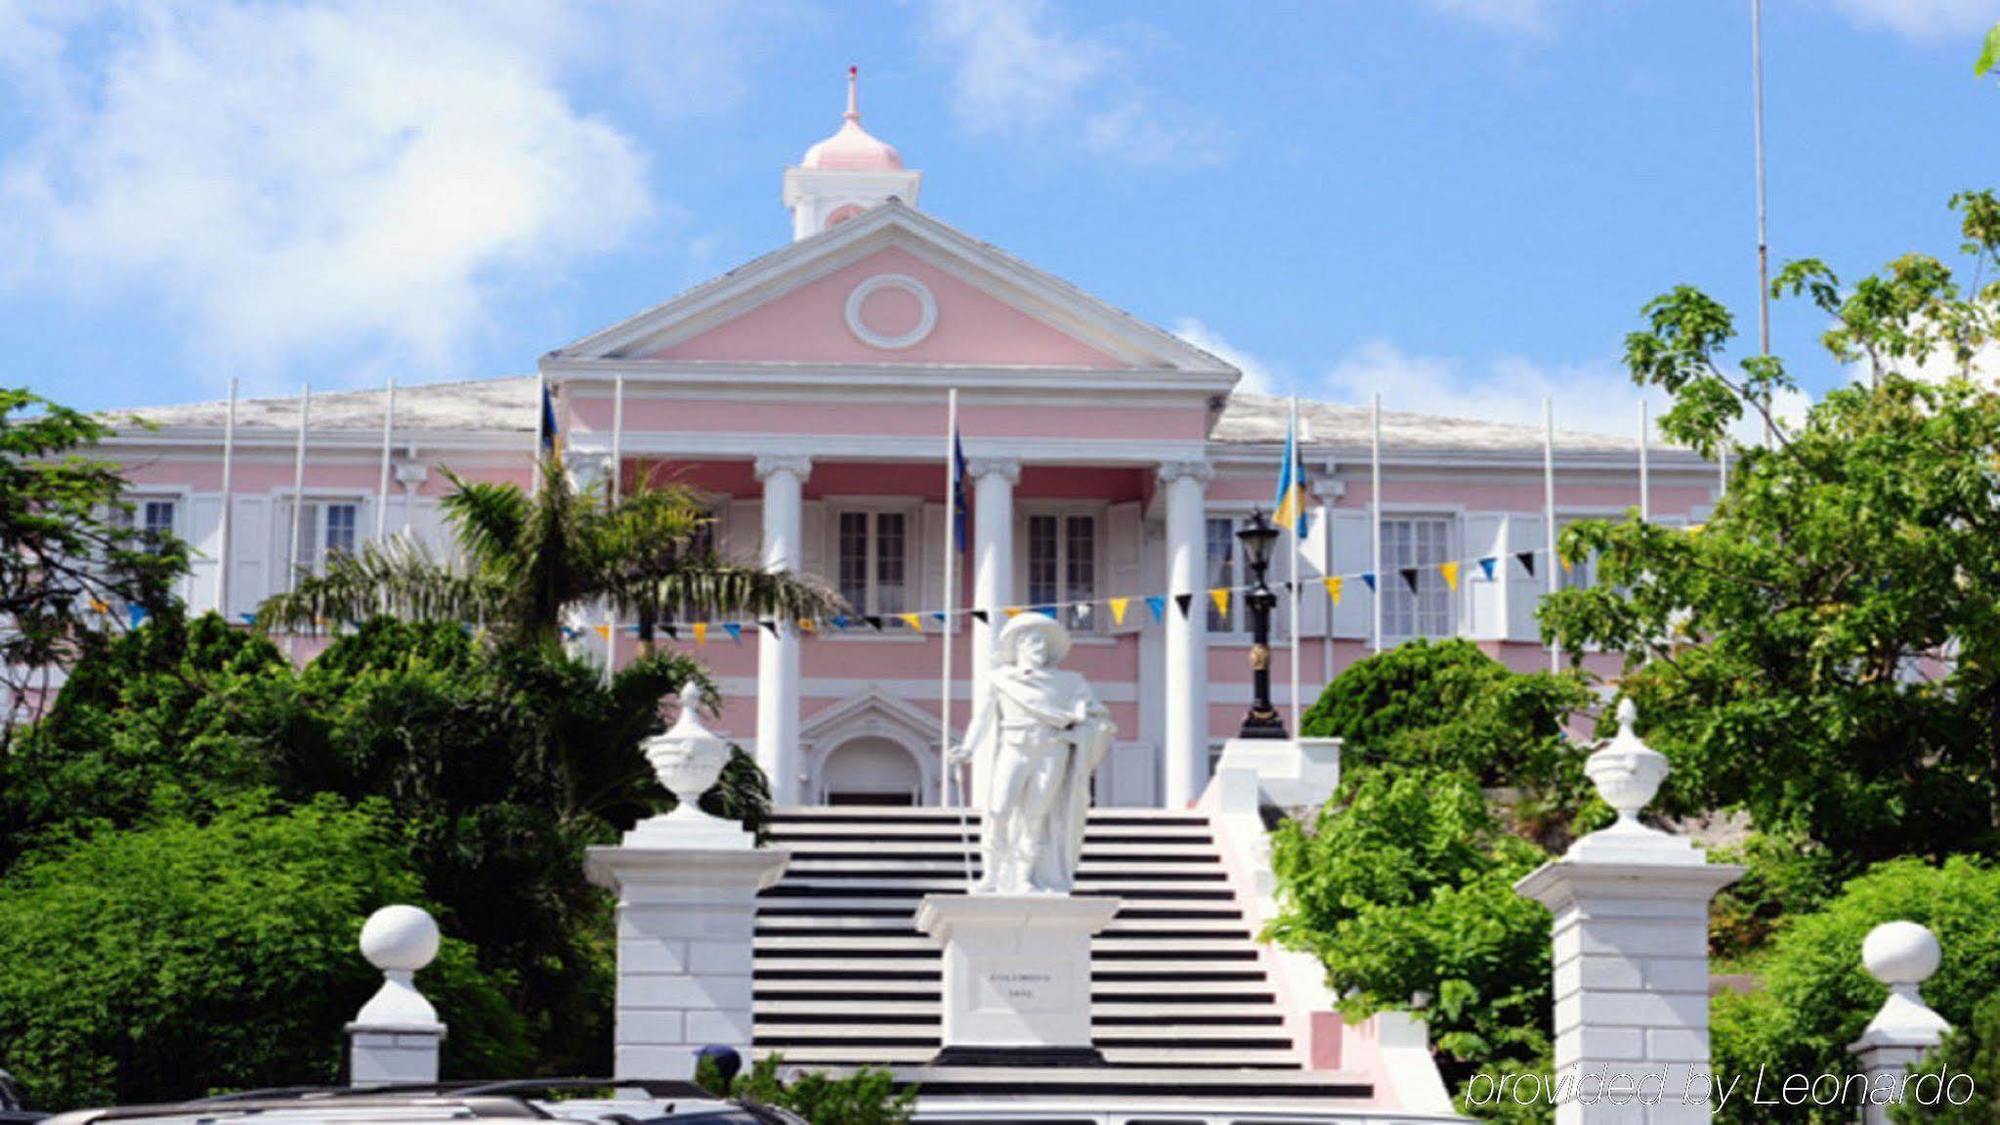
0 1 759 391
922 0 1223 166
1172 317 1278 394
1830 0 1999 42
1423 0 1557 37
1318 338 1807 444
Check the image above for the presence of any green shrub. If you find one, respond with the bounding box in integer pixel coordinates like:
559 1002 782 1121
0 793 529 1110
1266 766 1554 1102
702 1053 917 1125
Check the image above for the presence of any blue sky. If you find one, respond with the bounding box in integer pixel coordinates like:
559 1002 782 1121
2 0 1995 435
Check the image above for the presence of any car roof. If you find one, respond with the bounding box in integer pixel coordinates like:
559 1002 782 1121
40 1080 801 1125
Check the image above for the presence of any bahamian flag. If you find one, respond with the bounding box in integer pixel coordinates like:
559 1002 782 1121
950 427 970 553
540 382 561 457
1272 399 1311 538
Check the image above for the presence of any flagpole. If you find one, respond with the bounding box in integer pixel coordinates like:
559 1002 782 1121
1370 393 1383 655
1288 394 1301 737
287 382 312 659
217 378 238 617
941 388 958 808
606 375 625 687
1544 397 1559 674
375 377 396 539
1639 398 1651 522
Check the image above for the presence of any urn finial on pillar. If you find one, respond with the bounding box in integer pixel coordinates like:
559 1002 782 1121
649 683 729 823
347 905 446 1086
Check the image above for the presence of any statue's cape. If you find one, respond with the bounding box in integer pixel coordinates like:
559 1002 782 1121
989 666 1094 727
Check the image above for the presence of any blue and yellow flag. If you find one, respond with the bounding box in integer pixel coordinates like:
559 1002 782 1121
540 382 561 458
1272 400 1311 537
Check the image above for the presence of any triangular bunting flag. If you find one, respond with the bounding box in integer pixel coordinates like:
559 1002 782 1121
865 615 885 631
798 618 817 633
1174 593 1194 618
1073 603 1091 622
1035 604 1058 619
239 612 257 625
1399 567 1420 594
1109 596 1130 626
971 609 990 624
663 623 680 640
832 614 850 630
1440 561 1460 591
691 623 708 644
1145 595 1167 622
759 619 778 637
1003 606 1025 618
87 597 109 615
127 604 148 628
931 611 948 624
1209 588 1231 617
594 623 612 640
1361 573 1377 593
1516 551 1537 577
723 623 743 642
1478 556 1497 581
898 613 923 632
1322 576 1344 605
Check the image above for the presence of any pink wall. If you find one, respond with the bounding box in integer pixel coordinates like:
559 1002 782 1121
650 246 1128 369
586 397 1209 443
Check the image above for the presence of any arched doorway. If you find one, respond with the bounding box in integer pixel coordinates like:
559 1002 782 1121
819 736 925 806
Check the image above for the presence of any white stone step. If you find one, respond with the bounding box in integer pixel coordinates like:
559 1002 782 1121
754 914 1248 935
754 934 1258 955
754 999 1285 1022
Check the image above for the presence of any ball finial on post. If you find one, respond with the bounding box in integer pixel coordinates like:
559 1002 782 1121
348 905 445 1086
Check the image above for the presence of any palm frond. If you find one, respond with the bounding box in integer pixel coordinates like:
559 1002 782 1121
256 534 509 632
613 556 849 626
438 466 532 572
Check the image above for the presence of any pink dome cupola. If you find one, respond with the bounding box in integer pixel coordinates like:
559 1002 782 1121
801 67 904 172
783 66 923 241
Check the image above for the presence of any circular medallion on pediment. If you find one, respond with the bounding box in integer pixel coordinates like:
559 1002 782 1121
844 273 937 350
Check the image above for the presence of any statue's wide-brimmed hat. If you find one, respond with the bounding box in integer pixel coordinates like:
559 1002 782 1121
994 611 1071 665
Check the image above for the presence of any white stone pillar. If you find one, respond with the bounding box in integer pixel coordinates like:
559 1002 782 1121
1849 922 1951 1124
754 454 810 806
347 905 445 1086
588 688 791 1080
1159 460 1213 809
967 456 1019 806
1515 701 1742 1124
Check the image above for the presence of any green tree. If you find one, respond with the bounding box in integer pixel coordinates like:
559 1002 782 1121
1266 766 1554 1109
703 1054 917 1125
1300 639 1598 845
256 459 843 648
1894 990 2000 1123
1710 856 2000 1124
1542 191 2000 870
0 792 530 1110
0 389 187 744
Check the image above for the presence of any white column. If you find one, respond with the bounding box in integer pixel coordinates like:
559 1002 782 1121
1515 702 1742 1124
968 457 1020 805
1849 922 1951 1124
346 906 445 1086
755 454 811 806
1160 460 1213 809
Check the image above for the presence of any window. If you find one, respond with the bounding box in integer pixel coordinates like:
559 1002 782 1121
836 509 910 622
1204 514 1289 635
1027 513 1097 630
114 498 178 552
1382 517 1454 638
290 500 362 575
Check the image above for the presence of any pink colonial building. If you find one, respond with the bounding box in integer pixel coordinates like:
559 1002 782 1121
95 82 1717 811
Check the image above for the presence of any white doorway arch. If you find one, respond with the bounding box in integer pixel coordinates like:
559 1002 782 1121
819 735 925 807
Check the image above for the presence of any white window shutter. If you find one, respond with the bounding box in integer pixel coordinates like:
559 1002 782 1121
181 495 225 614
1326 509 1373 638
230 496 270 621
797 501 823 579
1461 513 1508 640
1504 513 1547 643
725 499 761 563
1106 501 1143 634
1291 517 1327 637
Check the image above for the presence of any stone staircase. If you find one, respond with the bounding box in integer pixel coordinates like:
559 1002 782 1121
752 807 1383 1108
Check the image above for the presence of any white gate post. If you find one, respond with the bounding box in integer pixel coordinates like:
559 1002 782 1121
1848 921 1950 1124
1515 701 1743 1123
347 905 446 1086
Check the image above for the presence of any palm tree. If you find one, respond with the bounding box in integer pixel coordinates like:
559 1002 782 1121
258 459 845 646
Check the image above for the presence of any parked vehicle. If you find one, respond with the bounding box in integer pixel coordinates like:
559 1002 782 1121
0 1070 46 1125
38 1080 804 1125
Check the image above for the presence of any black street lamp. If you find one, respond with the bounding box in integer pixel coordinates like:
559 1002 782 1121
1235 508 1287 740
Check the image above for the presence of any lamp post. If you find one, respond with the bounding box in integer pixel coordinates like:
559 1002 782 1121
1236 509 1287 740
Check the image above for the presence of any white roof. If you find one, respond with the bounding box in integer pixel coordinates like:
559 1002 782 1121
1215 392 1696 458
107 376 538 434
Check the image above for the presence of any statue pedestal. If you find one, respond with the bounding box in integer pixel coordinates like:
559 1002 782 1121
916 893 1121 1067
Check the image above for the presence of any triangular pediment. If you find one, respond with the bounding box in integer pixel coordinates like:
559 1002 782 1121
550 203 1236 377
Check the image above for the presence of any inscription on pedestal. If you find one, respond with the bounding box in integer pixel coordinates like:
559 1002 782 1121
976 960 1071 1013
